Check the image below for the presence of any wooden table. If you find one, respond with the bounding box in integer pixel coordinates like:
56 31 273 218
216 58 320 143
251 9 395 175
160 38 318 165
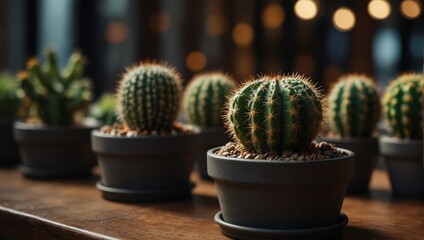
0 167 423 240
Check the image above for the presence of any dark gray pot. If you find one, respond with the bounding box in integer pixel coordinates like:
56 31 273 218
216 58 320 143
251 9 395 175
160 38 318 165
13 119 99 178
208 147 355 231
196 126 230 180
91 128 200 202
0 119 20 165
379 136 424 198
324 137 378 194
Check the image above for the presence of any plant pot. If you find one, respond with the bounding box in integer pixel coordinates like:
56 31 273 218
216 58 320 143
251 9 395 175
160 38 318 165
0 119 20 165
379 136 424 198
13 119 99 178
323 137 378 194
91 128 200 202
195 126 230 180
207 147 354 239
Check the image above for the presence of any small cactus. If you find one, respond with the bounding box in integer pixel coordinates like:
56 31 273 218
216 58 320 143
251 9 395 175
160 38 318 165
327 74 381 138
89 93 117 125
383 73 423 139
226 74 323 154
17 49 92 125
116 62 182 132
0 72 22 118
183 72 236 127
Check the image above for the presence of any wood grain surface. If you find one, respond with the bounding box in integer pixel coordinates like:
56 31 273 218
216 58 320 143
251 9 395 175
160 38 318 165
0 165 423 240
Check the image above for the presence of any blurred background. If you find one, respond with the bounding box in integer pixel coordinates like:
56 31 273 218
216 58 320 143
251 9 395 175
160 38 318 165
0 0 423 97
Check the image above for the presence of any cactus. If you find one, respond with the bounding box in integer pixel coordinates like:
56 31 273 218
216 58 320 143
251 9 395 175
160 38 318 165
0 72 22 118
183 72 236 127
89 93 117 125
226 74 323 154
383 73 423 139
116 62 182 132
327 74 381 138
17 49 92 125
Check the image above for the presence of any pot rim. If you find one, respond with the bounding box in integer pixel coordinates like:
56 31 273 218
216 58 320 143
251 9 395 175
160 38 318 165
320 136 379 144
14 118 100 130
91 126 200 140
207 147 354 165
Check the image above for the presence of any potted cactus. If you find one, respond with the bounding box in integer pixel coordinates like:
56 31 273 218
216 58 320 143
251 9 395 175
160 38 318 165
379 73 424 198
89 92 117 125
182 72 236 179
324 74 381 193
208 74 354 239
13 49 99 178
0 73 23 165
91 62 200 202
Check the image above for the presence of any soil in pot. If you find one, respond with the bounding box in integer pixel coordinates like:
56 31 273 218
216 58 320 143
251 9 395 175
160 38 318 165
14 119 100 178
379 136 424 199
195 126 230 180
0 119 20 166
207 142 355 239
323 137 378 194
92 124 200 202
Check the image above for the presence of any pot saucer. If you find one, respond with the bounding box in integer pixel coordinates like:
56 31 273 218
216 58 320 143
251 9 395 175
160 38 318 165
96 181 195 203
214 211 348 240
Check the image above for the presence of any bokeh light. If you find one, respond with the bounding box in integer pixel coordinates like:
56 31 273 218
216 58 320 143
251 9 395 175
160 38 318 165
368 0 391 20
186 51 207 72
294 0 318 20
106 21 128 44
333 7 356 32
232 23 254 47
401 0 422 19
206 12 228 36
261 3 285 29
149 11 171 33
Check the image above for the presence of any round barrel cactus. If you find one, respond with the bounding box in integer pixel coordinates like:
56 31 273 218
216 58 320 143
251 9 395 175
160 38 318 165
117 62 182 132
183 72 236 127
383 73 423 139
226 74 323 154
327 74 381 138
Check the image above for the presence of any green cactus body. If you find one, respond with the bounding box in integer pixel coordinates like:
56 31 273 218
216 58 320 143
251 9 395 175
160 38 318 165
0 73 21 118
117 63 181 132
18 49 92 125
226 74 323 154
89 93 117 125
383 73 423 139
183 72 236 127
327 74 381 138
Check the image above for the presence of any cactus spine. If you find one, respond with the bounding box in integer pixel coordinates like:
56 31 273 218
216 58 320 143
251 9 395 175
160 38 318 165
383 73 423 139
117 62 182 132
183 72 236 127
327 74 381 138
226 74 323 154
0 73 22 118
17 49 92 125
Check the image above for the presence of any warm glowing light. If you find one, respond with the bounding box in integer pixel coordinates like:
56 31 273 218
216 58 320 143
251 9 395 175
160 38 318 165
206 13 228 36
261 3 285 29
333 7 356 32
368 0 391 20
149 12 171 33
106 21 129 44
294 0 318 20
232 23 254 47
401 0 422 19
186 51 207 72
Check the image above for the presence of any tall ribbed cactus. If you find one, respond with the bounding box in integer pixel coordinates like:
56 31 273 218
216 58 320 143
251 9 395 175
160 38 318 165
0 72 22 118
17 49 92 125
183 72 236 127
383 73 423 139
117 62 182 132
327 74 381 138
226 74 323 154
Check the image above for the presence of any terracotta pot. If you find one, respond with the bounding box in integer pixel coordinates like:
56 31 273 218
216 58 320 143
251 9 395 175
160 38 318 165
324 137 378 194
208 147 354 237
14 119 99 178
0 119 20 165
92 128 200 202
379 136 424 198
